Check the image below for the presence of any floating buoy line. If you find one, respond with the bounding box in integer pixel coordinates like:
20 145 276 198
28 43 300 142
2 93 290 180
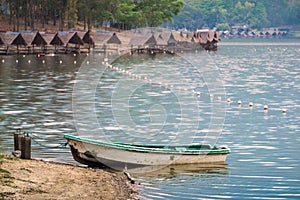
0 56 289 115
0 53 89 65
102 57 288 115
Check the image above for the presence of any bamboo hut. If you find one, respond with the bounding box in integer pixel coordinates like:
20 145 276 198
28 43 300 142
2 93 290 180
92 32 121 45
155 32 177 47
0 32 26 53
171 31 189 51
0 34 4 45
21 32 47 53
77 31 93 44
77 30 93 52
195 30 219 50
57 32 83 53
92 32 122 53
129 34 156 49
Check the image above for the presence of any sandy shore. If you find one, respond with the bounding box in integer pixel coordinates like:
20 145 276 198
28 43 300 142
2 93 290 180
0 154 139 200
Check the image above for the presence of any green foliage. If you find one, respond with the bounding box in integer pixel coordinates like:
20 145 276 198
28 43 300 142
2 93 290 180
1 0 299 31
216 23 231 31
172 0 300 30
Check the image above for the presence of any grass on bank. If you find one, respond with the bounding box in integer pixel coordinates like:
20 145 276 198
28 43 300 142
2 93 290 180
0 154 17 199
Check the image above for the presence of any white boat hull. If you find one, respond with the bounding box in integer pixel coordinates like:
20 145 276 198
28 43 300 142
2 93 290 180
66 136 229 168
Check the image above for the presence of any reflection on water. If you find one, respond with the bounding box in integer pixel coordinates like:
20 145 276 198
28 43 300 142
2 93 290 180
1 40 300 199
0 54 86 163
130 163 229 178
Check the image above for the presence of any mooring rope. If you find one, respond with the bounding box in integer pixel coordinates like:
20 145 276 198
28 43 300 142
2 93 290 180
24 131 68 149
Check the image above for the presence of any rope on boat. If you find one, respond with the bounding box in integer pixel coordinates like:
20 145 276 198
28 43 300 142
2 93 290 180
24 131 68 149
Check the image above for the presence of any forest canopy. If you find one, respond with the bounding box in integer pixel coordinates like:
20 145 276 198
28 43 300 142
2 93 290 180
1 0 299 32
173 0 300 30
0 0 184 31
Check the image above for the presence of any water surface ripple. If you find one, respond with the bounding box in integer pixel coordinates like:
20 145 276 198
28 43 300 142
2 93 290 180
0 40 300 199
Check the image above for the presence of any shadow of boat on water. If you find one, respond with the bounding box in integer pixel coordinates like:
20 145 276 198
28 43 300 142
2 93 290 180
128 162 230 179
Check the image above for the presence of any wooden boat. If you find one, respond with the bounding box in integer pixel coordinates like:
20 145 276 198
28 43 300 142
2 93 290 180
64 134 230 168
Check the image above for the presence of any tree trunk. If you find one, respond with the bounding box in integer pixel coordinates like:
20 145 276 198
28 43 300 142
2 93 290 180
24 1 28 30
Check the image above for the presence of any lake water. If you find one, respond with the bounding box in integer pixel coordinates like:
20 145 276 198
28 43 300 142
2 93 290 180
1 39 300 199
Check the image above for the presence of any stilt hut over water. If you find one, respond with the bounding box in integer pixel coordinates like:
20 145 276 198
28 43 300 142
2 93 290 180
0 29 220 54
195 29 220 50
129 34 157 52
57 32 83 53
50 33 64 53
21 31 47 53
0 35 4 45
0 32 26 54
155 32 177 48
77 31 93 45
92 31 122 53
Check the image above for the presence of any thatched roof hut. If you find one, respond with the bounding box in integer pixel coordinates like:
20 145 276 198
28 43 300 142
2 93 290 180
92 32 121 45
77 31 94 44
129 34 156 47
49 33 64 46
0 33 4 45
21 32 47 46
57 32 83 46
171 31 187 43
0 32 26 46
40 33 56 45
155 32 177 47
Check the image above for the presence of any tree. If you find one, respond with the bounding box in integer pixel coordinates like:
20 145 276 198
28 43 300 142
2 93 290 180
66 0 77 29
135 0 184 27
250 2 269 29
261 0 288 27
287 1 300 25
115 0 142 30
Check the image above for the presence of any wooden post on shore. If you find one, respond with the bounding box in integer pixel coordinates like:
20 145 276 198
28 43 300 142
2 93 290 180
21 133 31 159
14 129 23 151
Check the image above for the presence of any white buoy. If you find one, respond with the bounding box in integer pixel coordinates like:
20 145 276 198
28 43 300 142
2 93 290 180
238 100 242 106
86 61 89 64
16 60 18 63
74 61 77 64
73 53 76 57
264 105 269 110
28 60 31 63
60 60 62 64
23 55 26 58
42 60 45 64
2 59 4 63
249 102 254 107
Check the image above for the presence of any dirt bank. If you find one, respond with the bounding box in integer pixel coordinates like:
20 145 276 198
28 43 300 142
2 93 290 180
0 154 139 200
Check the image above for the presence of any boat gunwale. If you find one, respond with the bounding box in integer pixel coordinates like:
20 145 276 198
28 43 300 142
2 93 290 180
64 134 230 155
